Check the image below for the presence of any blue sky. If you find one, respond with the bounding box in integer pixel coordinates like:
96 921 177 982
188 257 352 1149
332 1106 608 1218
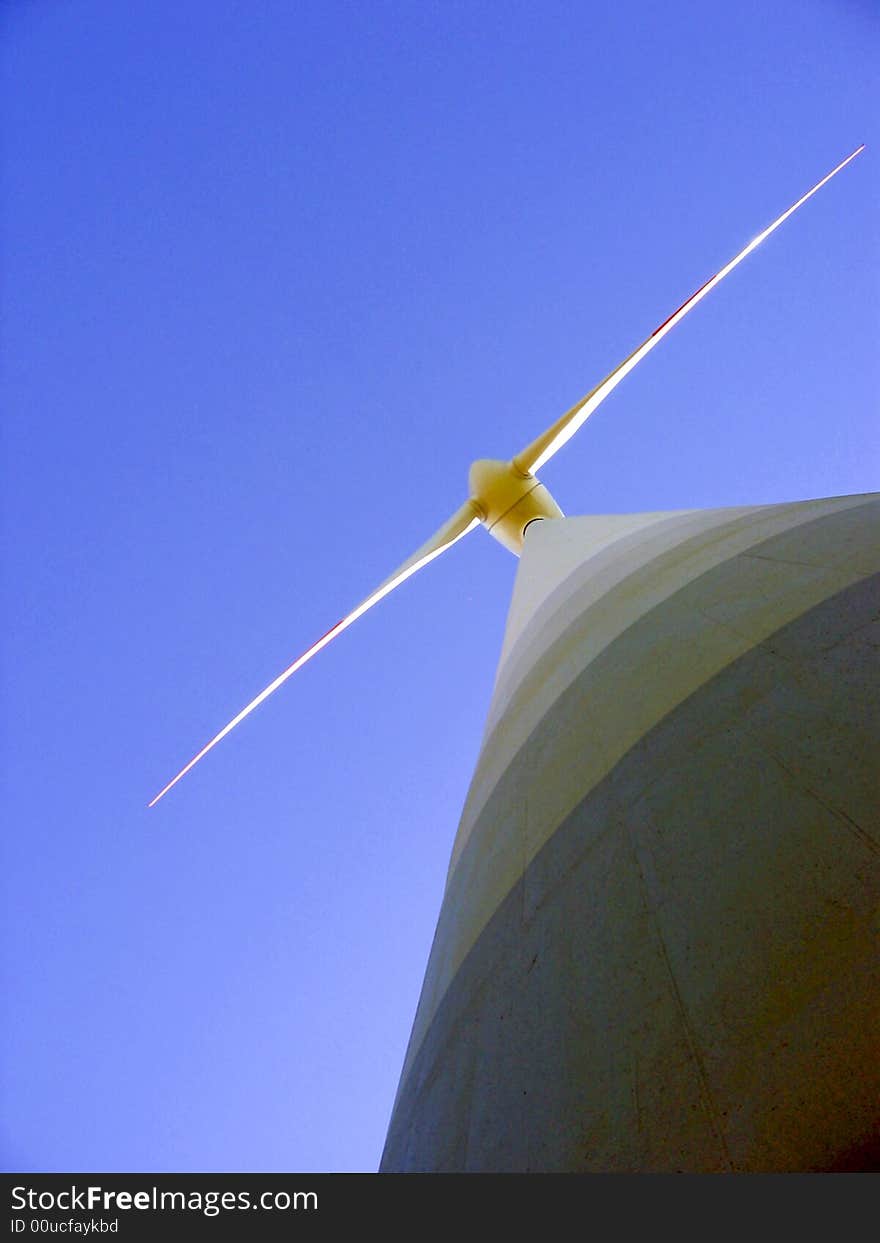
1 1 876 1172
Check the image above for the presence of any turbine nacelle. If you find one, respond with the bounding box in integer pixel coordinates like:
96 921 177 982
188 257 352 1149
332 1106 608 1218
468 458 564 555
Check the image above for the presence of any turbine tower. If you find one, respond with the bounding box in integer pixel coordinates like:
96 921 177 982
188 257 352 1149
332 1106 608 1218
150 148 878 1171
381 488 879 1171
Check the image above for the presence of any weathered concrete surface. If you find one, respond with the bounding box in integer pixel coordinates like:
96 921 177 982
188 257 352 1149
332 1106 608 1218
382 494 880 1172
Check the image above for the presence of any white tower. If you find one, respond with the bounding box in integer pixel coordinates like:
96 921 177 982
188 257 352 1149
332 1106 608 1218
382 492 879 1171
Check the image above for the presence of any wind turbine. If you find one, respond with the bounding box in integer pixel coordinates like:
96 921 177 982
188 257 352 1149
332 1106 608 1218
149 144 864 808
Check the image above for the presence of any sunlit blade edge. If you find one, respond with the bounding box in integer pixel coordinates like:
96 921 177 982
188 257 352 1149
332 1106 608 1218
519 144 864 475
148 506 481 807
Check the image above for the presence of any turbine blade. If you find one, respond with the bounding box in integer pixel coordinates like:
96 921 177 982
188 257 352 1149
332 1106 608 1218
514 144 865 476
148 498 482 807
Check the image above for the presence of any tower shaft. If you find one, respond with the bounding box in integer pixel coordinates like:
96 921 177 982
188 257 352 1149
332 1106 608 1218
382 492 880 1172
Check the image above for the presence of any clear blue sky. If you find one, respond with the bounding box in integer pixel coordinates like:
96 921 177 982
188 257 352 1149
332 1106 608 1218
1 0 876 1172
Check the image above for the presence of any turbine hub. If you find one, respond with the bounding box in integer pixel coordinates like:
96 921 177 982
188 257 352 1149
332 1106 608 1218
468 458 563 555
